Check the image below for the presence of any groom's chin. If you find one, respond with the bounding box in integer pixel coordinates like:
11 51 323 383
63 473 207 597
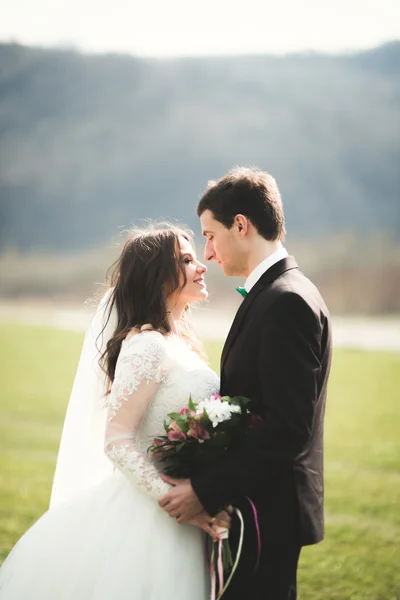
221 265 235 276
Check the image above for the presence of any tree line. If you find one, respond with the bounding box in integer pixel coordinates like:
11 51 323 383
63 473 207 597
0 41 399 252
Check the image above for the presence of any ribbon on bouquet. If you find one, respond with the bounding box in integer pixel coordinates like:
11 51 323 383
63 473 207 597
245 496 261 571
207 497 261 600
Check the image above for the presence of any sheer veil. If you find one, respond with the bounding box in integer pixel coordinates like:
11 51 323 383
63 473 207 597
50 290 116 509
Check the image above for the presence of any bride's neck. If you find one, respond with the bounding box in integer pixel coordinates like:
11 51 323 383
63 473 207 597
166 302 187 336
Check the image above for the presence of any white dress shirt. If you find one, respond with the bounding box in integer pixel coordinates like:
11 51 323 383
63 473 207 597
244 245 289 293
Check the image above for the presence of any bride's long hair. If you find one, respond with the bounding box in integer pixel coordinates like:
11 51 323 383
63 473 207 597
99 224 203 390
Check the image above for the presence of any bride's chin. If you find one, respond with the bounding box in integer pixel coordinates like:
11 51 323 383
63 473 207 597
188 290 208 303
179 291 208 306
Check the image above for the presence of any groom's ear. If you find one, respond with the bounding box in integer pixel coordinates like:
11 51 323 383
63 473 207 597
234 214 248 237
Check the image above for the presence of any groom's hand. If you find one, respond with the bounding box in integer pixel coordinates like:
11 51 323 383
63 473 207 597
158 475 204 523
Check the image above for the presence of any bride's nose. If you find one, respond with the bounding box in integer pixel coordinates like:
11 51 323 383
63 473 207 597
196 261 207 274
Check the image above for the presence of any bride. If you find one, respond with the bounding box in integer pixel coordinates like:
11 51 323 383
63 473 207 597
0 225 229 599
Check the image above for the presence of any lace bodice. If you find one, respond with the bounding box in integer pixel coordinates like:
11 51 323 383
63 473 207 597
104 331 219 500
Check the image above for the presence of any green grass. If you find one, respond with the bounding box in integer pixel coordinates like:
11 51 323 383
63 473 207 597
1 324 400 598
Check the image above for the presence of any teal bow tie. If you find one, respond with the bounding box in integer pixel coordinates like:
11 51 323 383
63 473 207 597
236 286 248 298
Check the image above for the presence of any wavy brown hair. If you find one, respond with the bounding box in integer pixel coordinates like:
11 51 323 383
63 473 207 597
99 224 203 391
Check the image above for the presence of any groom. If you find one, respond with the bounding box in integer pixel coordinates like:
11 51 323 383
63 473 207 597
159 167 332 599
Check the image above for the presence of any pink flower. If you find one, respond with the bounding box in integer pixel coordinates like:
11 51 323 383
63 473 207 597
188 422 211 443
169 420 181 432
180 408 190 415
167 429 187 441
211 393 222 400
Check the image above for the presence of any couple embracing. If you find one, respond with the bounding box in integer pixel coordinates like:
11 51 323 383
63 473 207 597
0 168 332 600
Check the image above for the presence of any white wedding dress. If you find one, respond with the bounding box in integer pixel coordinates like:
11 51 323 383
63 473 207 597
0 330 219 599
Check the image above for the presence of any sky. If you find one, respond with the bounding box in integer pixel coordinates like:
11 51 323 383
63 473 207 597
1 0 399 57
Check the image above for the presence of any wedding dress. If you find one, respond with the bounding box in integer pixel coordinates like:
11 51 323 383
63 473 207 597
0 330 219 599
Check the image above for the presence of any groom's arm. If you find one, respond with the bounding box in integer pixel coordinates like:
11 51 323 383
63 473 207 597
191 291 322 516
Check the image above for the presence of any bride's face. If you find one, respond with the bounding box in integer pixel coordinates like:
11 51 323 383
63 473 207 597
175 236 208 304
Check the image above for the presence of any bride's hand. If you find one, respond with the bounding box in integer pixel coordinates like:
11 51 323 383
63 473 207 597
188 510 231 540
214 510 232 530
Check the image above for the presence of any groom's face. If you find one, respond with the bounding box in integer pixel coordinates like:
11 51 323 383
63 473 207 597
200 209 246 276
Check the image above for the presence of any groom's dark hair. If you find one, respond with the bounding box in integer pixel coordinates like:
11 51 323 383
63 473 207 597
197 167 286 241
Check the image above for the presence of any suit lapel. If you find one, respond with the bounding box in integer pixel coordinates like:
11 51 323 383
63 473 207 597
221 256 299 370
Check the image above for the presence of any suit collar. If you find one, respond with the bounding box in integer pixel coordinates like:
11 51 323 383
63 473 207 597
251 255 299 290
244 245 289 292
221 256 299 369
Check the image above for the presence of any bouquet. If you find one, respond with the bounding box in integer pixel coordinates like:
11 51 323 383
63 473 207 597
149 393 256 599
149 392 254 480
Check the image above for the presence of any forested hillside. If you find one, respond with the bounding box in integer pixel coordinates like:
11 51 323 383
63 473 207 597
0 41 399 252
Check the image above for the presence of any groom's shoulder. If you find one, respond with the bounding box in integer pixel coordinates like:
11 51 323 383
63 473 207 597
258 264 329 317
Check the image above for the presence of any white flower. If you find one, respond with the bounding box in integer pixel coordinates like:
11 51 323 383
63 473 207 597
196 397 241 428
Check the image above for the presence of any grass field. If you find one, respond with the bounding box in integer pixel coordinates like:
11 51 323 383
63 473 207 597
0 323 399 599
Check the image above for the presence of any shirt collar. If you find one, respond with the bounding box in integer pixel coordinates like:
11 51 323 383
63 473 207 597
244 245 289 293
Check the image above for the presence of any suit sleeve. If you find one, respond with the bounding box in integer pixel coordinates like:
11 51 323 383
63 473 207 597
191 292 322 515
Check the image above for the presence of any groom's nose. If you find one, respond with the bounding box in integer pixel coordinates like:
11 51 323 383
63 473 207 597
204 241 214 262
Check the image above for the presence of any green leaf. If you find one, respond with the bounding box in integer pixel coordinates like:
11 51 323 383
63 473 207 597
201 407 212 426
188 394 196 412
230 396 253 411
168 412 183 421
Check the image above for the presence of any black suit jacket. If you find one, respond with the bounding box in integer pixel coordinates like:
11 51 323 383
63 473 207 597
192 257 332 546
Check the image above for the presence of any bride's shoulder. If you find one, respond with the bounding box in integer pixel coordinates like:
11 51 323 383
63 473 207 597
116 329 169 377
122 326 167 354
125 324 162 338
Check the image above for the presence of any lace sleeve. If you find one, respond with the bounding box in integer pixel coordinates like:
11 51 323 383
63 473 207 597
104 331 171 500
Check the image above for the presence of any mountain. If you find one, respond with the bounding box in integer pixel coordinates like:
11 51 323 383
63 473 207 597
0 41 399 252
